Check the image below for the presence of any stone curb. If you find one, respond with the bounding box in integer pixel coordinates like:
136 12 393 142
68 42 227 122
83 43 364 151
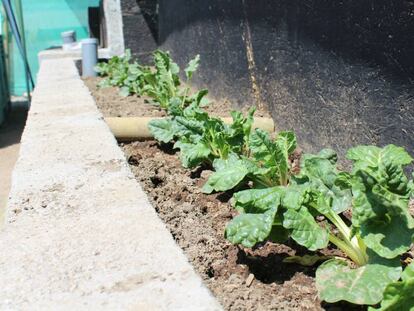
0 57 222 310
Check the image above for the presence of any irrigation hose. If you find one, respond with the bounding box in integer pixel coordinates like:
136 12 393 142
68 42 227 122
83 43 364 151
104 117 275 142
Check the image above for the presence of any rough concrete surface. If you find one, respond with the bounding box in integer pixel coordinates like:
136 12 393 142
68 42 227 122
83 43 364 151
0 58 222 310
103 0 125 56
38 48 112 63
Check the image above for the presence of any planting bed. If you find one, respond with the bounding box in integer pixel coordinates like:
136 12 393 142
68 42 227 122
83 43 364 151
84 77 270 118
122 140 322 310
84 79 364 310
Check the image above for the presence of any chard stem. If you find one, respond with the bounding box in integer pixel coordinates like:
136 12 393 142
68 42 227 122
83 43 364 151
181 87 189 107
328 234 367 266
326 212 368 266
252 176 273 188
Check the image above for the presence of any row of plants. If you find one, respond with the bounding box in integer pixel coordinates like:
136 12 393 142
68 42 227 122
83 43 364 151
96 50 414 310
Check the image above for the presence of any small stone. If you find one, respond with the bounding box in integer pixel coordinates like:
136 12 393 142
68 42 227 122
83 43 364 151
245 273 254 287
200 170 212 180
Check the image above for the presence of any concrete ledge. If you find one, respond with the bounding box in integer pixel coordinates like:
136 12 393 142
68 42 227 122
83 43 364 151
0 58 222 310
102 0 125 56
38 48 112 63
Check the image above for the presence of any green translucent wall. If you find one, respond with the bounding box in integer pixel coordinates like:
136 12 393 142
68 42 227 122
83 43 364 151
7 0 99 95
0 13 8 124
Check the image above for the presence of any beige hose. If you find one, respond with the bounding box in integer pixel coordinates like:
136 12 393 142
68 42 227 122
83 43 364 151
104 117 275 141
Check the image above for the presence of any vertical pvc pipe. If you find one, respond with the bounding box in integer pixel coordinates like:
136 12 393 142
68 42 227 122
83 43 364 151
81 38 98 77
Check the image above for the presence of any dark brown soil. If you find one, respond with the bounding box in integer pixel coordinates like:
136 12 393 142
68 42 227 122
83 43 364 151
83 77 166 118
83 77 271 118
121 141 363 311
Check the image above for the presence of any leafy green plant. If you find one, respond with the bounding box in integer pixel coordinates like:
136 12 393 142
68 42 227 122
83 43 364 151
96 50 206 104
95 49 148 97
202 128 297 193
369 262 414 310
225 144 414 307
140 50 181 108
98 49 414 309
149 100 256 168
139 51 207 110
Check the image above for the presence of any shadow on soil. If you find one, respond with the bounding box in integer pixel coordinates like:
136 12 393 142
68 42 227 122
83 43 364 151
0 101 28 150
236 247 315 284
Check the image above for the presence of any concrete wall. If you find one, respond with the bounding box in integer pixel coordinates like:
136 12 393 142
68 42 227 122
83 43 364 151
126 0 414 157
102 0 125 56
0 52 222 309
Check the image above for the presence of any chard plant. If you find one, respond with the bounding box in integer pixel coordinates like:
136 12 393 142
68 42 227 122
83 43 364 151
141 50 181 108
202 128 297 193
140 50 207 110
95 49 149 97
149 98 256 169
225 144 414 307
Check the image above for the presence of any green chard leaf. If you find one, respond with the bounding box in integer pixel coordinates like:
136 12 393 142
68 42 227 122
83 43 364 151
370 262 414 311
202 154 250 193
225 207 278 248
300 154 352 214
148 118 177 143
229 106 256 140
346 145 414 259
185 54 200 81
281 184 312 210
358 185 414 259
97 78 111 88
283 206 329 251
347 145 413 173
274 131 297 185
174 141 211 169
189 89 209 107
249 129 296 186
249 128 275 162
316 254 402 305
232 187 282 213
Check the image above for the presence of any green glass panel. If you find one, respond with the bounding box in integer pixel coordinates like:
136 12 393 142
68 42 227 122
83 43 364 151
8 0 99 95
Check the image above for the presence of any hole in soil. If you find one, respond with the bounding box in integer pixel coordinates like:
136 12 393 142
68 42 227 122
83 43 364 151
215 191 233 203
236 248 315 284
156 142 177 155
190 163 213 179
206 266 215 278
150 175 164 187
127 154 142 166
